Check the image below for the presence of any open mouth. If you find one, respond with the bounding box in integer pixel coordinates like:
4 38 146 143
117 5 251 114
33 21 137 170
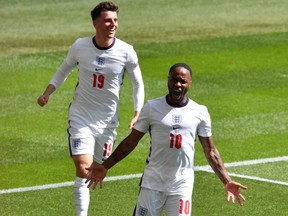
171 89 182 100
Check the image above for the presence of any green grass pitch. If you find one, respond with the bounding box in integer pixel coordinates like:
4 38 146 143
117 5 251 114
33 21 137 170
0 0 287 215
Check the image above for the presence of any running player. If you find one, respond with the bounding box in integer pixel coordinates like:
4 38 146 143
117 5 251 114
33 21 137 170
86 63 247 216
37 2 144 215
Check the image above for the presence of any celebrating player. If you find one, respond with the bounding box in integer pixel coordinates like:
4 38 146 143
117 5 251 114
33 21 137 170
86 63 247 216
37 2 144 215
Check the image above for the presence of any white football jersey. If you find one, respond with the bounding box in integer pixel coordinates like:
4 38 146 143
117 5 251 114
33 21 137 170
134 96 212 195
49 37 144 128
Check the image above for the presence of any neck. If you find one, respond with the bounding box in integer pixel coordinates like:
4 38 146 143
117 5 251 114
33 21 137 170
94 36 114 48
166 95 189 107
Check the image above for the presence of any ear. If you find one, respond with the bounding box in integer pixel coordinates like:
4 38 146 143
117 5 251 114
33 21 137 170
93 20 97 29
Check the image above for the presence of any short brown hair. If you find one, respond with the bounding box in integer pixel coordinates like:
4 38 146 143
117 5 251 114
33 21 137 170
91 1 119 20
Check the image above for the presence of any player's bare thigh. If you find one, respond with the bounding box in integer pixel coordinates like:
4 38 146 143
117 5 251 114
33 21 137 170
72 154 94 178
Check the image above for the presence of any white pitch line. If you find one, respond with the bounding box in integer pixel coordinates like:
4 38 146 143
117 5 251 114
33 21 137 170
198 168 288 186
0 174 143 195
195 155 288 171
0 156 287 195
0 182 75 195
227 173 288 186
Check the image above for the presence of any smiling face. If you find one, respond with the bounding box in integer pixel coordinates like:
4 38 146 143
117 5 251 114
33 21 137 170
167 66 192 106
93 10 118 42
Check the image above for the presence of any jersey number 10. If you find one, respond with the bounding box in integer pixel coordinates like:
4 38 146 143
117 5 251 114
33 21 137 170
170 133 182 149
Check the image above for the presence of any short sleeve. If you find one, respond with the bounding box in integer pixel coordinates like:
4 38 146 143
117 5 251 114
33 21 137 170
133 102 150 133
197 105 212 137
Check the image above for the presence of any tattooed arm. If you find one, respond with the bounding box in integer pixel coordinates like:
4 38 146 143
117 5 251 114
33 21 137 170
198 136 231 184
86 129 145 189
198 136 248 206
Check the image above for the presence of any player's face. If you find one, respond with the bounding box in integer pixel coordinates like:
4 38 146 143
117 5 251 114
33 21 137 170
167 67 192 105
93 11 118 39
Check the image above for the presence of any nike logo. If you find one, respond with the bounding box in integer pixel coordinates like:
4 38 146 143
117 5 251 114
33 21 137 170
172 125 181 130
95 68 103 71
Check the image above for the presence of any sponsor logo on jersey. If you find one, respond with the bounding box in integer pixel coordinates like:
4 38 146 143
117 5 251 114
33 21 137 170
172 115 182 130
172 124 181 130
95 68 103 71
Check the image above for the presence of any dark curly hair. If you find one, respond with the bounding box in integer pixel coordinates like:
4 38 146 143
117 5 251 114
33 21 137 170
91 1 119 21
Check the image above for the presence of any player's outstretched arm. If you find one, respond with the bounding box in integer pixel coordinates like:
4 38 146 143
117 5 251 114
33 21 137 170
198 136 248 206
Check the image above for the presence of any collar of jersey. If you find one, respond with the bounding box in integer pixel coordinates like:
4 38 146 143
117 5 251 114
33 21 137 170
165 95 189 108
92 37 115 50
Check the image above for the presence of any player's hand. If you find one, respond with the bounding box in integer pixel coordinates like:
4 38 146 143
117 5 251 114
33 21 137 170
225 181 248 206
128 117 136 129
85 164 107 190
129 115 139 129
37 95 49 107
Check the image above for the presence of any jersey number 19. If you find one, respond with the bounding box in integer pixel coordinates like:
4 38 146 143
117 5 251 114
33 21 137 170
93 74 105 88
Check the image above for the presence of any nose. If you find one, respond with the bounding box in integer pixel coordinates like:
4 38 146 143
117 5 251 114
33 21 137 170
174 81 181 87
111 19 117 26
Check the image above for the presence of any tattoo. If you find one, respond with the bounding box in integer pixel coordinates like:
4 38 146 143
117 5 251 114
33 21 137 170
204 144 231 184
